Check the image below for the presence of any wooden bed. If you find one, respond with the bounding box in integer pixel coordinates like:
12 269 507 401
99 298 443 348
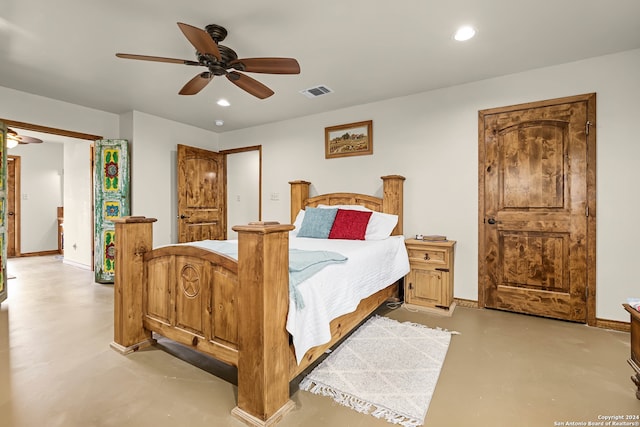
110 175 405 426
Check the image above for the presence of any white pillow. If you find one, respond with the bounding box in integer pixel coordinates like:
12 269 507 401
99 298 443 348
365 211 398 240
292 209 306 235
316 204 398 240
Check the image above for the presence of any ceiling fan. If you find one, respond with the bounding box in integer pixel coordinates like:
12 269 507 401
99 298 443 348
116 22 301 99
7 128 43 148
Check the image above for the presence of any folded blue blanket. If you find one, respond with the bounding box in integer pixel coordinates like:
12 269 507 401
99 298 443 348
188 240 347 309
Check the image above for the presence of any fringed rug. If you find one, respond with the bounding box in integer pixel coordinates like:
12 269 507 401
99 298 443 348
299 315 456 427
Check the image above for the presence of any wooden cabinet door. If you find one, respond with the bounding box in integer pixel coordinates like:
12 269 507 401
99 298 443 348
177 144 226 243
479 94 596 323
406 268 444 307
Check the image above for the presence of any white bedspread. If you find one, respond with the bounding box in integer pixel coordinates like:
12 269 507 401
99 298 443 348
287 235 409 363
186 235 410 364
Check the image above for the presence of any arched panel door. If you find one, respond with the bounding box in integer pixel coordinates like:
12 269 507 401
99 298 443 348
177 144 226 243
479 94 596 323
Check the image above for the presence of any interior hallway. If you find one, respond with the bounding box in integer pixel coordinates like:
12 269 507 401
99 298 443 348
0 255 637 427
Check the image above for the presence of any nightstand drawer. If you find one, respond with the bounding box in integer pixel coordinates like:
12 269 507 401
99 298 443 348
406 247 448 265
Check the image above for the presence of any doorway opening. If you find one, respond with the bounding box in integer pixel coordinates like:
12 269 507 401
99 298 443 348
0 118 101 263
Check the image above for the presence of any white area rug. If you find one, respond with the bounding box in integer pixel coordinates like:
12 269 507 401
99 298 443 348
299 315 455 427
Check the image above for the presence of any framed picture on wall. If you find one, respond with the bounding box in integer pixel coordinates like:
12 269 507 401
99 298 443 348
324 120 373 159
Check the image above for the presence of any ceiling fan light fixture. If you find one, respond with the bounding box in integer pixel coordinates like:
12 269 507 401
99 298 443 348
6 127 43 145
454 25 476 41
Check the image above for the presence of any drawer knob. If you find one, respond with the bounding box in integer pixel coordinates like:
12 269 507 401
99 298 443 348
424 253 430 260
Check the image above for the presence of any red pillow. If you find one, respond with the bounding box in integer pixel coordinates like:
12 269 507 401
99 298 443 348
328 209 373 240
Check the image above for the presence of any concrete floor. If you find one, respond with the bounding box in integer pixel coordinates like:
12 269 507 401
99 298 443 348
1 255 638 427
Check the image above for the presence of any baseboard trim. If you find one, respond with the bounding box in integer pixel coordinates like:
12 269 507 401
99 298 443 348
18 250 59 257
595 317 630 332
453 298 629 332
454 298 479 308
62 258 92 270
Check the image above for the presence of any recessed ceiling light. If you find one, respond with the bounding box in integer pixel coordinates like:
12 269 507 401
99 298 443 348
217 99 230 107
454 26 476 41
215 119 224 126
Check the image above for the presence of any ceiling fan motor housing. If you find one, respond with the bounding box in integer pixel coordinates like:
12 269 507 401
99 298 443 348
197 45 238 76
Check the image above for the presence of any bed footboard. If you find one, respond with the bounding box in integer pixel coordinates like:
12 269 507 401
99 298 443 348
110 216 157 354
111 216 296 426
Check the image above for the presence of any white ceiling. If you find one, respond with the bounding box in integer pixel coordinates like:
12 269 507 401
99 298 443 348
2 0 640 134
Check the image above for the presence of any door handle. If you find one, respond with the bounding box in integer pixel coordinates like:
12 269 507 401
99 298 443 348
487 217 496 224
8 212 14 216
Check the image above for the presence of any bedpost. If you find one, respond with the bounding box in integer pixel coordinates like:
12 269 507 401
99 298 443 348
110 216 157 354
382 175 405 235
231 222 296 426
289 180 311 223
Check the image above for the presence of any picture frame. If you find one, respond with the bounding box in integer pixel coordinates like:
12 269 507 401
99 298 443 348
325 120 373 159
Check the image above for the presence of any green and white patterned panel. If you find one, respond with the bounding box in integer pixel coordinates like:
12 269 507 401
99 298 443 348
94 139 130 283
0 123 7 304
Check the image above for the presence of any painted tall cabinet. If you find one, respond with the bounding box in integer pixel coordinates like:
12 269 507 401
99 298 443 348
94 139 130 283
0 123 7 304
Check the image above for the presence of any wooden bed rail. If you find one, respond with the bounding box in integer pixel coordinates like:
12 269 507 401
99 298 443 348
111 216 296 426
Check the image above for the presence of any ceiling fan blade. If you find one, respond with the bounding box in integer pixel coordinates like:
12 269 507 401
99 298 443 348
226 71 274 99
177 22 221 60
7 128 42 144
116 53 200 66
230 58 300 74
179 72 213 95
18 135 43 144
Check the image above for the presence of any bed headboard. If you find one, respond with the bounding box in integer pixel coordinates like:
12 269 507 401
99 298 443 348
289 175 405 236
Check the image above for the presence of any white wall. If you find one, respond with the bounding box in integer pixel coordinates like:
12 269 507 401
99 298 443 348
220 48 640 323
62 140 93 268
226 150 260 239
129 111 219 246
8 142 63 253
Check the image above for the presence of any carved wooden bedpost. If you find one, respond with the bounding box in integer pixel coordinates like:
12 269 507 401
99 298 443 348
231 222 296 426
110 216 157 354
382 175 405 235
289 180 310 223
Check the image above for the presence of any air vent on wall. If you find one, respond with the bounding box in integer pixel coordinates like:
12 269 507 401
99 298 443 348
300 85 333 98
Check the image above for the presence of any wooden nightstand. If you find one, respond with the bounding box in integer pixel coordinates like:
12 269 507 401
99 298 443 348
623 304 640 399
404 239 456 314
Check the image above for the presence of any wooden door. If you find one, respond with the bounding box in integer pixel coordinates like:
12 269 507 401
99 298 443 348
479 94 596 324
177 144 226 243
